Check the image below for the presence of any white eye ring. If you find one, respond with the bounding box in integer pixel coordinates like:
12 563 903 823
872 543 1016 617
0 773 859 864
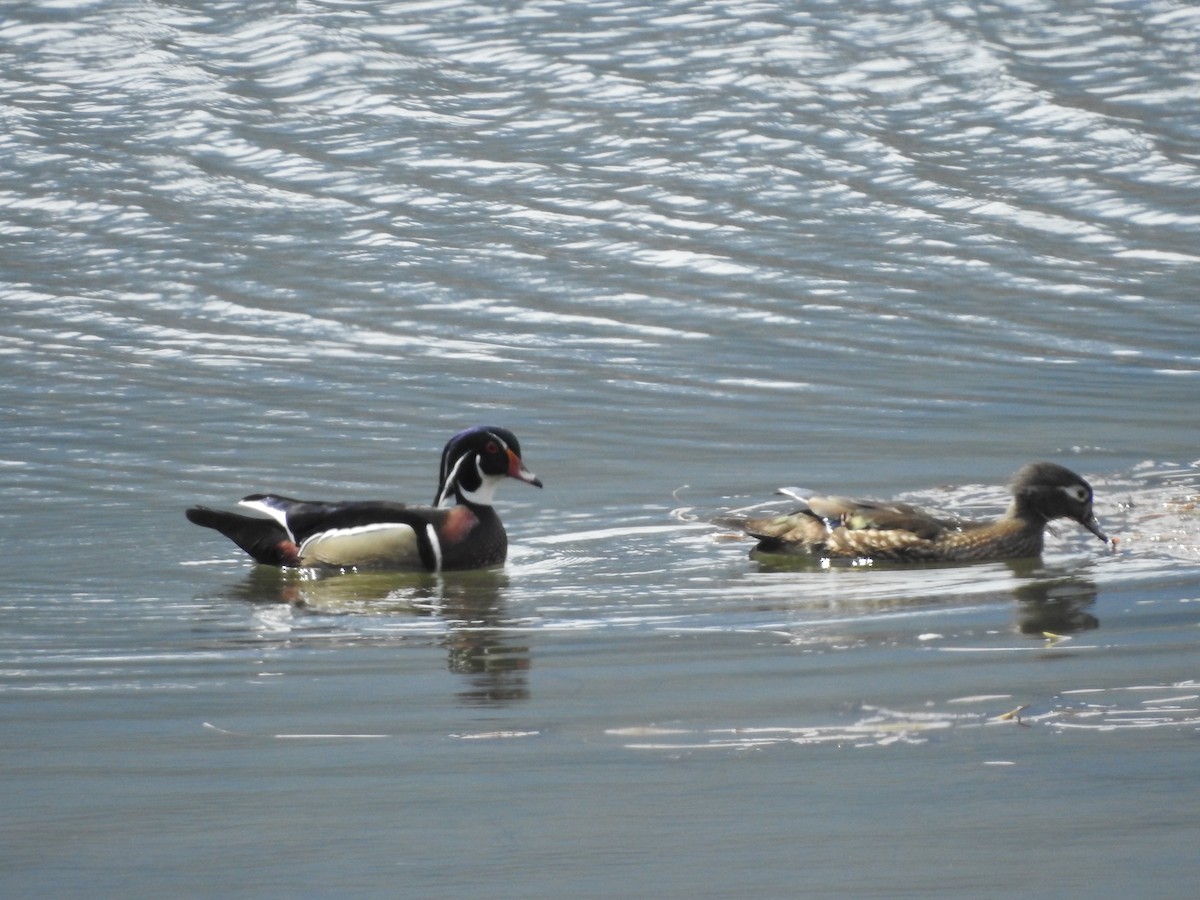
1061 485 1089 503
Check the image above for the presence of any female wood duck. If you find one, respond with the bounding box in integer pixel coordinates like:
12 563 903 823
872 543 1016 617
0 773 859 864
721 462 1109 563
186 426 541 571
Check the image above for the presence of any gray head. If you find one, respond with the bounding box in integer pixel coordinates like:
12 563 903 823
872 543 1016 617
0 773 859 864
1010 462 1108 543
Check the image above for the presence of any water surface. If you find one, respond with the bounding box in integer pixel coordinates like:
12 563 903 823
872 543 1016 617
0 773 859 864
3 1 1199 896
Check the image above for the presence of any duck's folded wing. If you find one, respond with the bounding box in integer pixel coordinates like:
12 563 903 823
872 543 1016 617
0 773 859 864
240 496 446 570
807 496 957 539
740 511 828 550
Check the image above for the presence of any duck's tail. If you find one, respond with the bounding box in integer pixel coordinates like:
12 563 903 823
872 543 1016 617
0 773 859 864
186 506 300 567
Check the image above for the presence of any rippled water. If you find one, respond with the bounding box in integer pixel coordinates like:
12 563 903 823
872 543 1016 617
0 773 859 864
3 1 1199 896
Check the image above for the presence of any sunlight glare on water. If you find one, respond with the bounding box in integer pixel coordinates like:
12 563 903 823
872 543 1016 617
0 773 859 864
2 0 1199 896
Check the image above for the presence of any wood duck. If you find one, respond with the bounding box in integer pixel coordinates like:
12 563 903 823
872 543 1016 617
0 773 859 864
186 426 541 571
721 462 1109 563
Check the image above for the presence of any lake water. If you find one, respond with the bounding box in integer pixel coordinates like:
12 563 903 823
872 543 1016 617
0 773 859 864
3 0 1199 896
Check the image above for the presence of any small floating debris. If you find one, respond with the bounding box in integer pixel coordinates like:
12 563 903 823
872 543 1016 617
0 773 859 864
991 704 1031 724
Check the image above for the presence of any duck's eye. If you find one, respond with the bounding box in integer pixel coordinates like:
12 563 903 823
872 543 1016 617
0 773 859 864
1062 485 1089 503
485 441 499 455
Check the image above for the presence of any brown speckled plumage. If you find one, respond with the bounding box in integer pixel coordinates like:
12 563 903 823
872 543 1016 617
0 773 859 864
724 462 1109 563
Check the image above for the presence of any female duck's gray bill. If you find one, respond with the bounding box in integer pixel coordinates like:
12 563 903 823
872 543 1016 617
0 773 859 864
1082 513 1108 543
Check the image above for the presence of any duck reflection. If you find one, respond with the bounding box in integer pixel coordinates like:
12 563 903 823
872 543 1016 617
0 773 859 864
739 553 1101 635
226 566 530 706
1006 566 1100 636
416 570 531 707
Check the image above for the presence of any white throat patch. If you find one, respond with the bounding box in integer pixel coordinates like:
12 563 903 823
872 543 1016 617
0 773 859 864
458 469 504 506
439 452 503 507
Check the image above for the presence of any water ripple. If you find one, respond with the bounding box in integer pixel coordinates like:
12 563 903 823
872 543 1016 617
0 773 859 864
2 0 1198 564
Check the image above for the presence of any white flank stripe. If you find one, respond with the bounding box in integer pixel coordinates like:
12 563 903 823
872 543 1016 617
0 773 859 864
425 524 443 572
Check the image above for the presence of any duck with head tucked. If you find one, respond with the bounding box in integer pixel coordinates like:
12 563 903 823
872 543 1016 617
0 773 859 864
186 426 541 571
720 462 1109 563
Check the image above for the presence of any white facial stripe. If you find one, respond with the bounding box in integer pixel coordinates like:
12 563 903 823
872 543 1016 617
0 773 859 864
440 434 513 507
438 452 472 506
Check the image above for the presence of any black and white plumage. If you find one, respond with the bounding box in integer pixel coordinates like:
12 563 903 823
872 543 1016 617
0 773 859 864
186 426 541 571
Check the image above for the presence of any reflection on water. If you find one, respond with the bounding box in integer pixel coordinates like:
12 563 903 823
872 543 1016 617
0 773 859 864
1011 574 1099 637
215 566 531 706
3 0 1199 894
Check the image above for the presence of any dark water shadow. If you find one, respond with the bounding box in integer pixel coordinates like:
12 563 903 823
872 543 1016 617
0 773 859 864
1005 564 1100 637
216 566 531 706
741 551 1102 635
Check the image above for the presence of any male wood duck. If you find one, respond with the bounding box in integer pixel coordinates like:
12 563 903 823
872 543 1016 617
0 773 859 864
186 426 541 571
720 462 1109 563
